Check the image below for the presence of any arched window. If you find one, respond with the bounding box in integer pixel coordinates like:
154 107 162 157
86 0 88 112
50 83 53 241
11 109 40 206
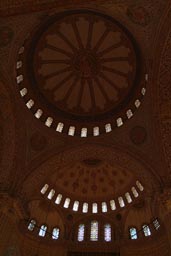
82 203 88 213
28 220 36 231
131 187 139 198
68 126 75 136
93 127 100 136
129 227 138 239
92 203 98 213
116 117 123 127
153 219 160 230
73 201 79 211
47 189 55 200
64 198 70 208
52 227 60 240
136 180 144 191
142 225 151 237
104 224 111 242
125 192 132 203
16 74 23 84
126 109 133 119
26 99 34 109
40 184 49 194
35 109 43 119
110 200 116 210
56 122 64 132
141 87 146 95
105 123 112 133
102 202 107 212
55 194 62 204
118 197 125 208
16 60 22 69
90 221 98 241
45 117 53 127
135 99 141 108
39 225 47 237
78 224 85 242
81 128 87 137
20 88 27 97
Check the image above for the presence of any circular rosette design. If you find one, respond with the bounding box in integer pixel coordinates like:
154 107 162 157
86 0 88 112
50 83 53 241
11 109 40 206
16 10 147 137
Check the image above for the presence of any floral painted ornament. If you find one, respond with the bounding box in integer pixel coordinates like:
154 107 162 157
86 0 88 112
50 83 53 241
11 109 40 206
127 5 150 26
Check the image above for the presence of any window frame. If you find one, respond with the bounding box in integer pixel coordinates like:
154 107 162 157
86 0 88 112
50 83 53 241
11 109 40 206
129 226 138 240
142 224 151 237
104 223 112 242
52 227 60 240
38 224 48 237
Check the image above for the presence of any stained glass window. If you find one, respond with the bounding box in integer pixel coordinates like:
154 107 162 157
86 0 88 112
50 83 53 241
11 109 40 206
142 225 151 237
78 224 85 242
39 225 47 237
52 227 60 239
102 202 107 212
92 203 98 213
28 220 36 231
129 227 137 239
90 221 98 241
73 201 79 211
82 203 88 213
104 224 111 242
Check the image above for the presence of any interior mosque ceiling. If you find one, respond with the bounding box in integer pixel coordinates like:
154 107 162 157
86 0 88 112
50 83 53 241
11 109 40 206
1 0 171 255
17 9 145 136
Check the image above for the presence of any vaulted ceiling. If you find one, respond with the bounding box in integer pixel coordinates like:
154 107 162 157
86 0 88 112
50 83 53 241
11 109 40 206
0 1 171 254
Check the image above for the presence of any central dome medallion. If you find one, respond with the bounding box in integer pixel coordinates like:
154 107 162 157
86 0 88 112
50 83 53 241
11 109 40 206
17 10 145 136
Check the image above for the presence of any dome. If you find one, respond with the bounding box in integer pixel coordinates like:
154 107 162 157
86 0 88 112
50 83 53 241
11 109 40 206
16 10 146 137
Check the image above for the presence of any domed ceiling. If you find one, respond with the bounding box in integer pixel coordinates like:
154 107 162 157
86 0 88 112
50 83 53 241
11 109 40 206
17 10 146 136
48 160 135 201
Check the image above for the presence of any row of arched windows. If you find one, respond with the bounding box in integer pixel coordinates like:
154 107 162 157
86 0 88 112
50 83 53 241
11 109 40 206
27 220 60 240
27 218 160 242
16 45 146 137
40 180 144 213
77 219 160 242
129 219 160 240
77 221 112 242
